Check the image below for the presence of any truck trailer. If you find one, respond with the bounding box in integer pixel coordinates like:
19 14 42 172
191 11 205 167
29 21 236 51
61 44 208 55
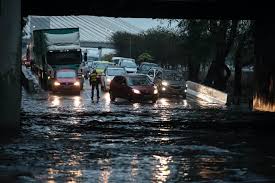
29 28 84 91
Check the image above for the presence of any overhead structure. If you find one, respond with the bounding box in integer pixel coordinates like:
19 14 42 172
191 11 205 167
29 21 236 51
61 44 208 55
23 16 143 48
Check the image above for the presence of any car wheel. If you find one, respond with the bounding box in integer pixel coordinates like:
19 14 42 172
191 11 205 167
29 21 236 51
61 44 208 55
110 91 115 101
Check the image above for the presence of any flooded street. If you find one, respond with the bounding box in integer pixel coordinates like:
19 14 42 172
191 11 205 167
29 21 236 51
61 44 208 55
1 80 275 182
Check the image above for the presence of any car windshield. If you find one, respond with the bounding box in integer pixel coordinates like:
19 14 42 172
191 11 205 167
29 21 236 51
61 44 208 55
87 61 93 67
94 62 113 69
56 71 76 78
121 61 137 68
127 76 151 86
163 71 183 81
107 68 125 76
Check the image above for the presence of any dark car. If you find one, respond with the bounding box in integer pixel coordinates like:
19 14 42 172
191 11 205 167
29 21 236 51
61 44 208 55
109 74 159 103
154 69 187 98
52 69 81 94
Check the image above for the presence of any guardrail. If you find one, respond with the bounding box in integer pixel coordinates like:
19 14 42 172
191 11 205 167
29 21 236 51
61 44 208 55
186 81 228 105
21 65 40 93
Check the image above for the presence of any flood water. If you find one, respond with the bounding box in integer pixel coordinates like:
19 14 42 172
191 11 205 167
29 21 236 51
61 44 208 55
1 80 275 182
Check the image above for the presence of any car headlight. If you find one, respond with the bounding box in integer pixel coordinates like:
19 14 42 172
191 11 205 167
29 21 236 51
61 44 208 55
162 87 166 91
162 81 168 86
54 81 60 86
107 78 112 83
154 89 158 94
184 89 187 92
74 81 80 86
132 89 141 94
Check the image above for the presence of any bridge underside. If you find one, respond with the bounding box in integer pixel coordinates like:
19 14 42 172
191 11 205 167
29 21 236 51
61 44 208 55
80 41 114 49
1 0 274 132
21 0 269 19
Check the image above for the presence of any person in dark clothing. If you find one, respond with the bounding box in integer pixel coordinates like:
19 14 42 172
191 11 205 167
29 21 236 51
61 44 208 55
89 69 100 101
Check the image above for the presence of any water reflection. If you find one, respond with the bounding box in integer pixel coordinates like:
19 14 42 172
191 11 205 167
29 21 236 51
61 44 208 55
51 96 61 107
197 157 226 179
183 99 188 107
131 155 139 177
153 155 172 183
100 92 111 112
133 103 140 110
73 96 81 108
159 98 170 107
98 158 112 183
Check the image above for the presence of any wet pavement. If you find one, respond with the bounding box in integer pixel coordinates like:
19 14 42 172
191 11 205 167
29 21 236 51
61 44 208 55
1 80 275 182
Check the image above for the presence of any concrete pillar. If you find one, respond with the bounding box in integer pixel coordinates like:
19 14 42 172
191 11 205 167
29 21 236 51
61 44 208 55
0 0 21 132
253 19 275 112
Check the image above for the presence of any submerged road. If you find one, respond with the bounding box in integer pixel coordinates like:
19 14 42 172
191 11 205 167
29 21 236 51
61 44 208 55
1 80 275 182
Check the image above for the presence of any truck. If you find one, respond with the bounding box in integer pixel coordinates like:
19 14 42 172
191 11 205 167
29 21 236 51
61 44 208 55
29 28 84 90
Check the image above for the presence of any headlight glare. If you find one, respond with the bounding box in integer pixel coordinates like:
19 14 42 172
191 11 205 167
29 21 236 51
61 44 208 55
132 89 141 94
162 81 168 86
54 81 60 86
74 81 80 86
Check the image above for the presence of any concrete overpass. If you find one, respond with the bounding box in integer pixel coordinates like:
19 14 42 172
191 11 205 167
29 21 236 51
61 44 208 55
21 15 144 54
1 0 275 132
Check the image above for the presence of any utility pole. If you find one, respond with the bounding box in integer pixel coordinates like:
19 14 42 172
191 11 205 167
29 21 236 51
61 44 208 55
129 36 132 58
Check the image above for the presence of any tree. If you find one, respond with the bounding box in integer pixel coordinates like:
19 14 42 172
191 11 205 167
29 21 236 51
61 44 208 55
177 19 214 82
102 53 115 62
232 20 255 104
137 52 154 63
111 28 185 66
203 20 239 91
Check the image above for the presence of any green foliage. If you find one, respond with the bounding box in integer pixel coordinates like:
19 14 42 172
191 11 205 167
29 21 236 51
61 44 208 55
137 52 154 63
111 28 186 66
102 53 115 62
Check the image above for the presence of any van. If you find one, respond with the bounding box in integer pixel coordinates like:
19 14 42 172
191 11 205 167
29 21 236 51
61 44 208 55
111 57 135 66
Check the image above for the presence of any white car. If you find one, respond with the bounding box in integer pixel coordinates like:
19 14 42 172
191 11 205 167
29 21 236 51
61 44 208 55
101 66 127 91
118 59 138 73
147 67 163 82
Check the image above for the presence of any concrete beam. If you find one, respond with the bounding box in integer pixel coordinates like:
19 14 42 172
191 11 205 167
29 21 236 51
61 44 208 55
80 41 114 49
0 0 21 132
186 81 228 105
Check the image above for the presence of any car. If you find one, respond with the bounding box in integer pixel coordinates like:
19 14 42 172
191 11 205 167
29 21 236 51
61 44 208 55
153 69 187 98
52 69 81 94
138 62 160 74
118 59 138 73
101 66 127 91
90 61 115 76
109 74 159 103
147 67 163 82
111 57 135 66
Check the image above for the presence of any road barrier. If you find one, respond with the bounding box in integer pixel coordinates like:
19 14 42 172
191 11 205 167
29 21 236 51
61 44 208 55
186 81 228 105
21 65 40 93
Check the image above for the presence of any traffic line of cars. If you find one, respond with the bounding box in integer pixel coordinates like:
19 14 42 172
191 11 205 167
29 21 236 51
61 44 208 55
81 56 187 102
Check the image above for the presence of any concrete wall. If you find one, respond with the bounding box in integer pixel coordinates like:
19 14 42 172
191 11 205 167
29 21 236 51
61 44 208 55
0 0 21 131
186 81 228 105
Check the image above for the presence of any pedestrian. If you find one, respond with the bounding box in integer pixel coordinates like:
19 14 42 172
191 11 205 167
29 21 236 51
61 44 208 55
89 69 100 101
